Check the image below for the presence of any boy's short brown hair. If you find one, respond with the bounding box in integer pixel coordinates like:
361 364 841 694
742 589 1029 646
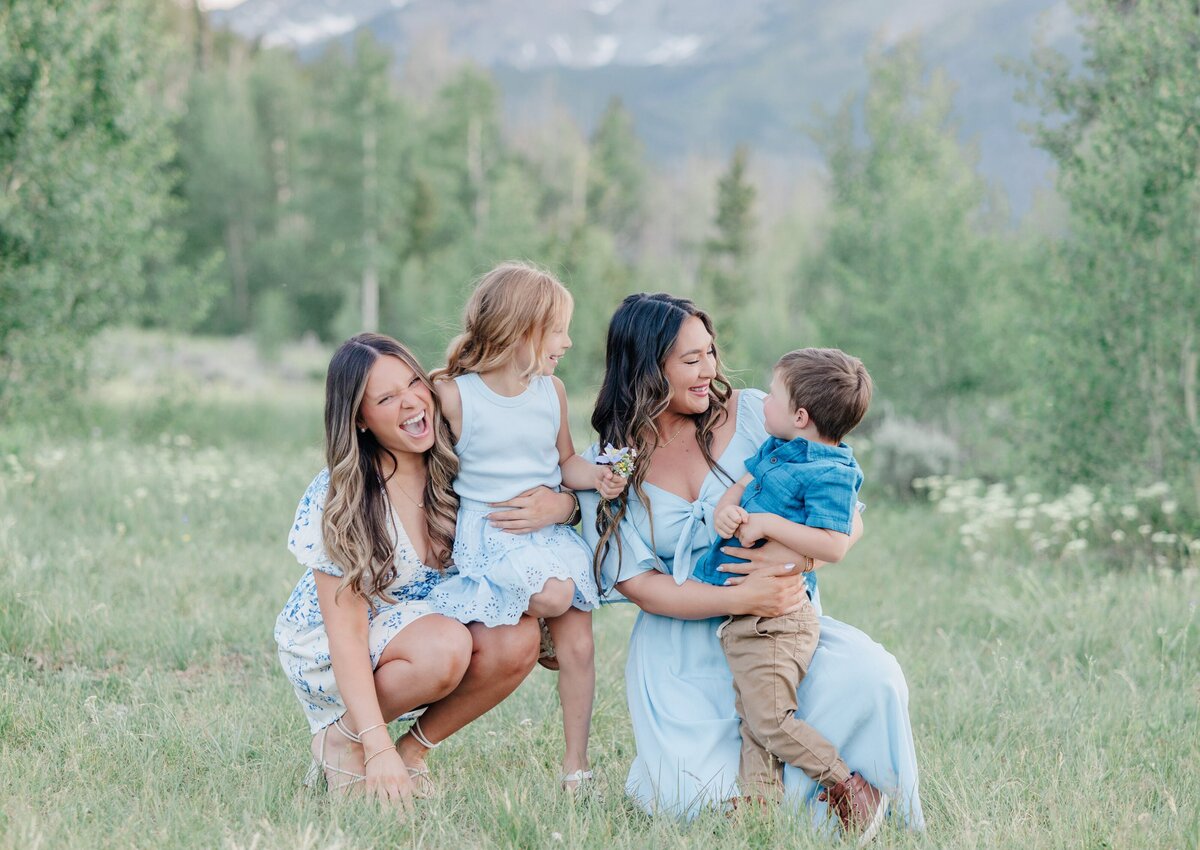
775 348 873 443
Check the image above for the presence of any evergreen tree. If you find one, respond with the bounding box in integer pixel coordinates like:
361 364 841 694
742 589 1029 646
586 97 644 254
700 145 757 357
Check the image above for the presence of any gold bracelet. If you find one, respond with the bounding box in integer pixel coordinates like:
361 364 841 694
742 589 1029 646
563 491 582 527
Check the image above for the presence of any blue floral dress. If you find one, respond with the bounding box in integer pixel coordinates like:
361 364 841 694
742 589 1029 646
275 469 444 733
578 390 924 829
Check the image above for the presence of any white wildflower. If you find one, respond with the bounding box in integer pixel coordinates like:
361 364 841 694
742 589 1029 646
1135 482 1170 500
1111 530 1126 543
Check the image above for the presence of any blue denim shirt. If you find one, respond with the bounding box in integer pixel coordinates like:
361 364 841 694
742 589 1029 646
691 435 862 596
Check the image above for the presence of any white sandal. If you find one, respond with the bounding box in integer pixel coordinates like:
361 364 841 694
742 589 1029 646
304 717 367 791
560 769 594 790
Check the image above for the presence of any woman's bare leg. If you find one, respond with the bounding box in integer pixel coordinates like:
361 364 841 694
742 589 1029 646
395 616 539 770
374 614 474 719
312 614 473 789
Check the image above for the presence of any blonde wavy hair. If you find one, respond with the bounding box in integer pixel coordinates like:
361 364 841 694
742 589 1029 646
432 261 573 383
321 334 459 603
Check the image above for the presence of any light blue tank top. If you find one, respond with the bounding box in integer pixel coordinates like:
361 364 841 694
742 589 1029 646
452 373 563 503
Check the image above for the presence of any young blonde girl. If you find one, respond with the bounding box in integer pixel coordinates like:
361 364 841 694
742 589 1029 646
430 261 625 789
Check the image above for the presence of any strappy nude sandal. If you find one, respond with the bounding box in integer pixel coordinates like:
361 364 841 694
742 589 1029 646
303 717 366 792
400 716 439 798
560 769 594 791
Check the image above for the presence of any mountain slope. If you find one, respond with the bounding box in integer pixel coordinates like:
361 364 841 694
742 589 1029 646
212 0 1079 213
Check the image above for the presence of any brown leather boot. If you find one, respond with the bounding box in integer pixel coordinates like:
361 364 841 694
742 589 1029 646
820 773 889 846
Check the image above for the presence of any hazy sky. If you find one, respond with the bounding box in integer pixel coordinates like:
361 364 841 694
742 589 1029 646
198 0 242 8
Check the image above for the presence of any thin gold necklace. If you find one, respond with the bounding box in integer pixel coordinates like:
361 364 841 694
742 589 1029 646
393 480 426 509
656 417 689 448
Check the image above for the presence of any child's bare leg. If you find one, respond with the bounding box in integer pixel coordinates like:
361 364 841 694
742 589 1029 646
544 607 595 787
526 577 574 619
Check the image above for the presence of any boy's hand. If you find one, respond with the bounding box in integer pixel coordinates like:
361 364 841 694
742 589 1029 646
595 466 627 501
715 504 749 538
735 513 773 548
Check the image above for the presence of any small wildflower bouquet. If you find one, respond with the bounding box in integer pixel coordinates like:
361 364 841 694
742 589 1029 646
596 443 638 479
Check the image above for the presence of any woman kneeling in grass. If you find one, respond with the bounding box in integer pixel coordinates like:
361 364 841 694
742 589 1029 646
275 333 540 808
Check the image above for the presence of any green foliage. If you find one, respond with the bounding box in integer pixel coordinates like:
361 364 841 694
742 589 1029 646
1016 0 1200 506
701 145 757 357
806 41 1019 421
0 0 196 414
586 97 644 252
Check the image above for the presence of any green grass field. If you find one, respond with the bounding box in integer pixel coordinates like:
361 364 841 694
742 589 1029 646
1 334 1197 849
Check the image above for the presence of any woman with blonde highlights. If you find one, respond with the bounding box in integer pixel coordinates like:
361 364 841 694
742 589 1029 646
275 333 540 808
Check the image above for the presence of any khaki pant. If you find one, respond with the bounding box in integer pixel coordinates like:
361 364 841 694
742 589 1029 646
720 604 852 798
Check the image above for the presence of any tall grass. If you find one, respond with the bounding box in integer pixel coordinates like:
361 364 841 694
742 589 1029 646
1 336 1196 849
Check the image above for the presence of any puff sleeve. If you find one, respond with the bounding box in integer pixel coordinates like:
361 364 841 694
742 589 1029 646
287 469 344 578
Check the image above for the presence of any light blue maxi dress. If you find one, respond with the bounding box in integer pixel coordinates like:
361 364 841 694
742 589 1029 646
579 390 924 829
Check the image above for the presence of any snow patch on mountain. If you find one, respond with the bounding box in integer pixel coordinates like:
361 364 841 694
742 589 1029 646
646 35 702 65
262 13 357 47
588 0 622 15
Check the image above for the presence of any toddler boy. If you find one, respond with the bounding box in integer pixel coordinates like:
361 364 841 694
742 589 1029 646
691 347 888 842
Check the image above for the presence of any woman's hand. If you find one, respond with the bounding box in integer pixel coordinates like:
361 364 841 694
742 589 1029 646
721 539 816 575
363 745 416 811
718 540 811 618
488 486 574 534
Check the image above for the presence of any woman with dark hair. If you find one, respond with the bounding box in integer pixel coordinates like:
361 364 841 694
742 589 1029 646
579 294 924 831
275 334 540 808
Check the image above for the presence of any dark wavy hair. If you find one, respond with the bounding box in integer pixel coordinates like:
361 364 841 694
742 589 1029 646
590 293 733 591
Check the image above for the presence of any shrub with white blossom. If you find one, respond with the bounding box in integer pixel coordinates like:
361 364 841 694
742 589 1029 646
914 476 1198 570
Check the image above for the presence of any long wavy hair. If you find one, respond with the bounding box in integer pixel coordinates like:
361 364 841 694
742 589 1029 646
431 261 573 383
590 293 733 591
322 334 459 604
